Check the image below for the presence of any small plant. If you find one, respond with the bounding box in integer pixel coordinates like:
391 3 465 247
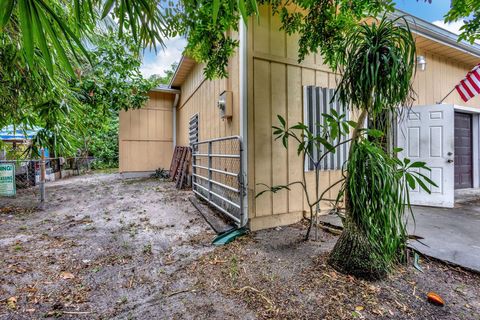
229 254 239 284
91 267 101 273
122 241 130 250
84 225 96 231
257 112 355 240
128 223 138 238
142 243 152 255
117 296 128 305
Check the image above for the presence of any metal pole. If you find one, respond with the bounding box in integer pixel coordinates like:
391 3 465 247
437 87 456 104
239 138 244 228
40 148 46 202
239 20 249 228
208 141 212 202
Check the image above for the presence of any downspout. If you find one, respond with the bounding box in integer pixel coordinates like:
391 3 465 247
239 20 249 228
172 93 180 149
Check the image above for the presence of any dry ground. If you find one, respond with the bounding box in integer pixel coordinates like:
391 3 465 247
1 173 479 319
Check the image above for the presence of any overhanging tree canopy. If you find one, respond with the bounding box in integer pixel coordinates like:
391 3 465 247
2 1 478 81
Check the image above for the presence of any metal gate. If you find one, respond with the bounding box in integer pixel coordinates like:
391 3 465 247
191 136 245 227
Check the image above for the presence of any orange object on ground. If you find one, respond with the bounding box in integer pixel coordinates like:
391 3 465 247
427 292 445 306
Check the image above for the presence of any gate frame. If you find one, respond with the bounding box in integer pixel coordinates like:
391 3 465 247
191 135 246 227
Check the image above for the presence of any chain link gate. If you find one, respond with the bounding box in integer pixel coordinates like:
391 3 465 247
191 136 245 227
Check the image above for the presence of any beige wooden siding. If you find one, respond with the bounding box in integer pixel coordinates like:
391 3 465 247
247 5 480 230
413 48 480 107
248 5 344 230
176 33 241 146
119 92 174 172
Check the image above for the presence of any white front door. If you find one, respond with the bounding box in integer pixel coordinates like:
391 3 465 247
397 104 455 207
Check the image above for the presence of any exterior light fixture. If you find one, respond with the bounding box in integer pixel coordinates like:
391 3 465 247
417 55 427 71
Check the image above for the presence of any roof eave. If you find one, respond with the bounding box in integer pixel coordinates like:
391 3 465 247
150 86 181 94
389 10 480 59
168 56 186 88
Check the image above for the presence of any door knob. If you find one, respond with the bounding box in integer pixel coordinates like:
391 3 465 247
447 152 453 156
447 159 454 163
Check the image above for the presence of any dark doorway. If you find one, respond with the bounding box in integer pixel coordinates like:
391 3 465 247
454 112 473 189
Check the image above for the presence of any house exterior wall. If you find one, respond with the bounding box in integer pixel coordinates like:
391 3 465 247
247 5 480 231
176 35 241 146
413 48 480 107
247 5 345 230
119 91 174 172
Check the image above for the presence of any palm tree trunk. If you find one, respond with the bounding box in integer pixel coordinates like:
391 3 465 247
344 109 368 212
328 109 388 279
328 221 387 280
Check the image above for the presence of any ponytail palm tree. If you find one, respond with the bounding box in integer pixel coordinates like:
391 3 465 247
328 17 435 279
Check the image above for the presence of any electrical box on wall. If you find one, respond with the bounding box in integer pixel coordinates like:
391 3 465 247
218 91 233 120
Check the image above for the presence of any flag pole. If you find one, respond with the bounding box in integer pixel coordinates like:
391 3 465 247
436 87 456 104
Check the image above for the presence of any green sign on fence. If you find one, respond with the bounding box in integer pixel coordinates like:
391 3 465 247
0 163 16 197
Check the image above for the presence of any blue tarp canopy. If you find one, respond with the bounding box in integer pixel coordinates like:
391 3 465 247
0 125 41 141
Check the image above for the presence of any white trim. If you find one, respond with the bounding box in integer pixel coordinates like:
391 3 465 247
472 114 479 188
168 56 185 88
150 87 181 94
453 105 480 114
173 93 180 149
239 20 248 228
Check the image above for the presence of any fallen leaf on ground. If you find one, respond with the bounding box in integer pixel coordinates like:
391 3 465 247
209 256 227 265
25 286 38 293
60 271 75 280
7 297 17 309
355 306 365 311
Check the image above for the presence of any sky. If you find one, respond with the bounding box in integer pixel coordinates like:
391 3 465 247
140 1 461 78
140 36 187 78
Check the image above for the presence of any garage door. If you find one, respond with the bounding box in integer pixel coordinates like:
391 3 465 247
454 112 473 189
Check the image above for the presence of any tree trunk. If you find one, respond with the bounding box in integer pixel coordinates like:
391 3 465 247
328 221 387 280
343 110 368 211
328 109 389 280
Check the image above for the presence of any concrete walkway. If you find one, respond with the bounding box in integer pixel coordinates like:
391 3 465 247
320 203 480 272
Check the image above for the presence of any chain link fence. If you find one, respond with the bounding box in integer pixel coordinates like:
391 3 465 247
0 157 95 191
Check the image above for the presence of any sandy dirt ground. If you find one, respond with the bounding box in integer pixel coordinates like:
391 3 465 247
0 173 250 319
1 173 480 319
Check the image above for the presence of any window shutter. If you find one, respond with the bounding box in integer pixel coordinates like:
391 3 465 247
303 86 349 171
189 114 199 150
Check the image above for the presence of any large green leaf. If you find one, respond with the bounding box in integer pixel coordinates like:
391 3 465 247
30 1 54 74
212 0 220 23
38 8 74 75
0 0 15 29
18 0 34 64
101 0 115 19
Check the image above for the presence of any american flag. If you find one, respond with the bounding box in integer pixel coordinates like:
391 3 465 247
456 63 480 102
